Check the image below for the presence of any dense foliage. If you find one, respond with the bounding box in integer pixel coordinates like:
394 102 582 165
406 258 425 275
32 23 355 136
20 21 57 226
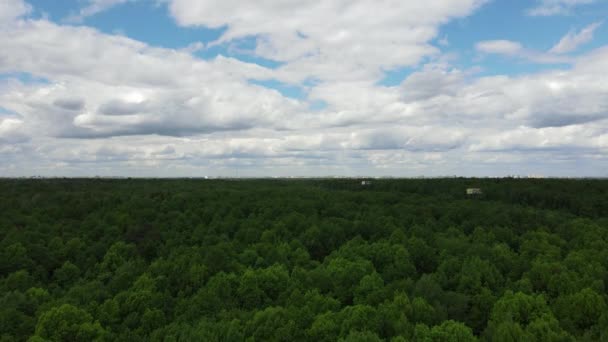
1 178 608 341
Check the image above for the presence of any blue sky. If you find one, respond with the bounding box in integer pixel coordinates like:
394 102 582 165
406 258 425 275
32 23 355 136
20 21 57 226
1 0 608 177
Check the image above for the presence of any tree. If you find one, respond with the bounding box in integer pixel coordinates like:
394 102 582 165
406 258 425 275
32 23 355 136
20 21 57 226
554 288 607 336
428 320 477 342
354 272 386 306
487 291 571 341
246 307 297 342
339 330 383 342
54 261 80 286
308 312 340 342
33 304 107 342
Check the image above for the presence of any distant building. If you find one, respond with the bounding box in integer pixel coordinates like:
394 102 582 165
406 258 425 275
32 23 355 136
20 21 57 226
361 180 372 186
466 188 482 195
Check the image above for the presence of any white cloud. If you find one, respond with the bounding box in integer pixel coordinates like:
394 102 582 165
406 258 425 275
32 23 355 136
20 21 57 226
0 118 28 143
402 61 608 129
0 19 305 139
527 0 597 16
65 0 133 23
550 22 602 54
476 39 572 64
169 0 488 83
468 125 600 152
476 40 523 55
0 0 31 24
180 41 205 54
348 126 466 151
476 21 602 64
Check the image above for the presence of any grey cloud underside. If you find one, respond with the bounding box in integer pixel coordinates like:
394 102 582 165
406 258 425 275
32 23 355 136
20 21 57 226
530 113 607 128
350 128 465 152
53 98 85 111
98 100 146 116
401 69 462 102
59 121 255 139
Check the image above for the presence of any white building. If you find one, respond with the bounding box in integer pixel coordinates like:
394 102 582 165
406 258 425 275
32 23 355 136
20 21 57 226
466 188 482 195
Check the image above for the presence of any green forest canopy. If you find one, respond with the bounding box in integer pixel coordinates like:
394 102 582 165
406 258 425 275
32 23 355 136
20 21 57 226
1 178 608 341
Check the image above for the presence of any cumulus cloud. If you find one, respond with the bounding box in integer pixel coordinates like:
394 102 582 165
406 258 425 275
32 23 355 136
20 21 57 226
0 18 305 139
399 66 471 104
0 0 31 23
402 60 608 129
550 22 602 54
169 0 488 83
0 118 28 143
527 0 598 16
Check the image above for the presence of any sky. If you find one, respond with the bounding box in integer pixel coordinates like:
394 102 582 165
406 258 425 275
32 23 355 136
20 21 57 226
1 0 608 177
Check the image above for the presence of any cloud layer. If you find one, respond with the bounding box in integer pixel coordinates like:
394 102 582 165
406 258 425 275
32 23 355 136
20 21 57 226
1 0 607 177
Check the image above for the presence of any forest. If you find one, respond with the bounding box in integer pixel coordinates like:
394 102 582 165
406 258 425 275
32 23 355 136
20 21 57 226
1 178 607 341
